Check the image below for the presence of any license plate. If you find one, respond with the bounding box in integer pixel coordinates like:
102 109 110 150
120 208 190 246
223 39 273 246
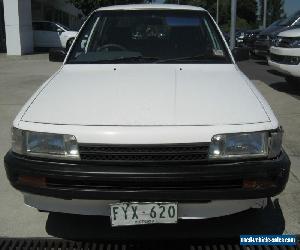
110 202 178 227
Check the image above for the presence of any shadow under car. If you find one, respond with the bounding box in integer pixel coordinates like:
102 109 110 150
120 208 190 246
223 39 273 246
45 198 285 241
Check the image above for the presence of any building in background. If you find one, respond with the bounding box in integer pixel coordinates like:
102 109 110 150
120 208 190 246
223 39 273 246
0 0 6 53
1 0 82 55
31 0 82 31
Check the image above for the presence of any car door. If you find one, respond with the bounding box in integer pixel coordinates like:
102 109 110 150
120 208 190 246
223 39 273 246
33 22 62 48
32 22 44 47
44 22 62 47
55 24 69 48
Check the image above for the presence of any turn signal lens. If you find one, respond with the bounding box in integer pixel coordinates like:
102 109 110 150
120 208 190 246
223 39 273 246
12 127 24 155
243 180 274 189
268 129 283 159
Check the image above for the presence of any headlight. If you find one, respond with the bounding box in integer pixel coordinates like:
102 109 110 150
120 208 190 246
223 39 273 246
12 128 80 160
273 37 280 47
290 39 300 48
209 130 283 160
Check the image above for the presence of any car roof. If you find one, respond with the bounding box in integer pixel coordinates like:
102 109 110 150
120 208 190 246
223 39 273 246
32 21 57 24
96 4 205 12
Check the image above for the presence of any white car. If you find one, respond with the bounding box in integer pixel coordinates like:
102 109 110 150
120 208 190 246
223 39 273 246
269 28 300 82
5 5 290 227
32 21 78 49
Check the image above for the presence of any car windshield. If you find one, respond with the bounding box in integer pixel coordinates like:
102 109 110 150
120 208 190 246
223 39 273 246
269 19 284 27
293 18 300 28
58 23 71 31
67 10 231 64
278 11 300 26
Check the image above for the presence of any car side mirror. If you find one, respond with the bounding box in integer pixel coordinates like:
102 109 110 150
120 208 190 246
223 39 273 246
57 28 63 34
49 48 66 62
232 47 250 62
66 38 75 52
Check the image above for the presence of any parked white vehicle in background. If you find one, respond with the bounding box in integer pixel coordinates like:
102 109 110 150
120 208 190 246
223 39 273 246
32 21 78 49
5 5 290 228
269 28 300 82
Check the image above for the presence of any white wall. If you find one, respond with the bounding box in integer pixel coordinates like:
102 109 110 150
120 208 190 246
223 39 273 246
3 0 33 55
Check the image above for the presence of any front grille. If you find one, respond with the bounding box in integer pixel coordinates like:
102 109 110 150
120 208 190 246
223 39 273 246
254 43 269 51
256 34 269 41
270 53 300 65
270 53 285 63
275 37 293 48
79 143 209 163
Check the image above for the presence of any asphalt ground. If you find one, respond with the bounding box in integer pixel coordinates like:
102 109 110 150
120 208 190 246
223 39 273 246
0 54 299 239
238 58 300 100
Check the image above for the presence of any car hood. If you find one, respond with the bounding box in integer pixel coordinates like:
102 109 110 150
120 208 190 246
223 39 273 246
279 28 300 37
22 64 270 126
65 31 78 37
259 25 288 37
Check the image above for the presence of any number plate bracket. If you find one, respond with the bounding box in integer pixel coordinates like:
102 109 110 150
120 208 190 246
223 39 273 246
110 202 178 227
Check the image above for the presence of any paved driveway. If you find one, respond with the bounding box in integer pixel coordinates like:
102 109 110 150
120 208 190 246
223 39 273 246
0 54 299 238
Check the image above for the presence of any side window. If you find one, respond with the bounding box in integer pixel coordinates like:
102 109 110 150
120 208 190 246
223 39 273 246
32 22 42 31
40 22 50 31
40 22 59 32
50 23 60 32
203 19 223 51
69 14 98 58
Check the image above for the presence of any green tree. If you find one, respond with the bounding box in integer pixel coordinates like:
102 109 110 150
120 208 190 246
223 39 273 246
259 0 285 26
267 0 285 25
237 0 257 25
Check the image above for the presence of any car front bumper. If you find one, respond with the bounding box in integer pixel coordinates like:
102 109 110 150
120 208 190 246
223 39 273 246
22 192 267 217
4 150 290 202
254 40 271 56
244 38 256 50
269 47 300 77
269 60 300 77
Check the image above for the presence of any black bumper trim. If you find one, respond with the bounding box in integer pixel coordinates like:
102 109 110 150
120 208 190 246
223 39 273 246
4 151 290 201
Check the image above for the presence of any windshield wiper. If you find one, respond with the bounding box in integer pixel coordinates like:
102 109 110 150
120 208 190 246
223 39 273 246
96 56 159 63
117 56 159 62
68 56 160 64
69 54 227 64
155 54 226 63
